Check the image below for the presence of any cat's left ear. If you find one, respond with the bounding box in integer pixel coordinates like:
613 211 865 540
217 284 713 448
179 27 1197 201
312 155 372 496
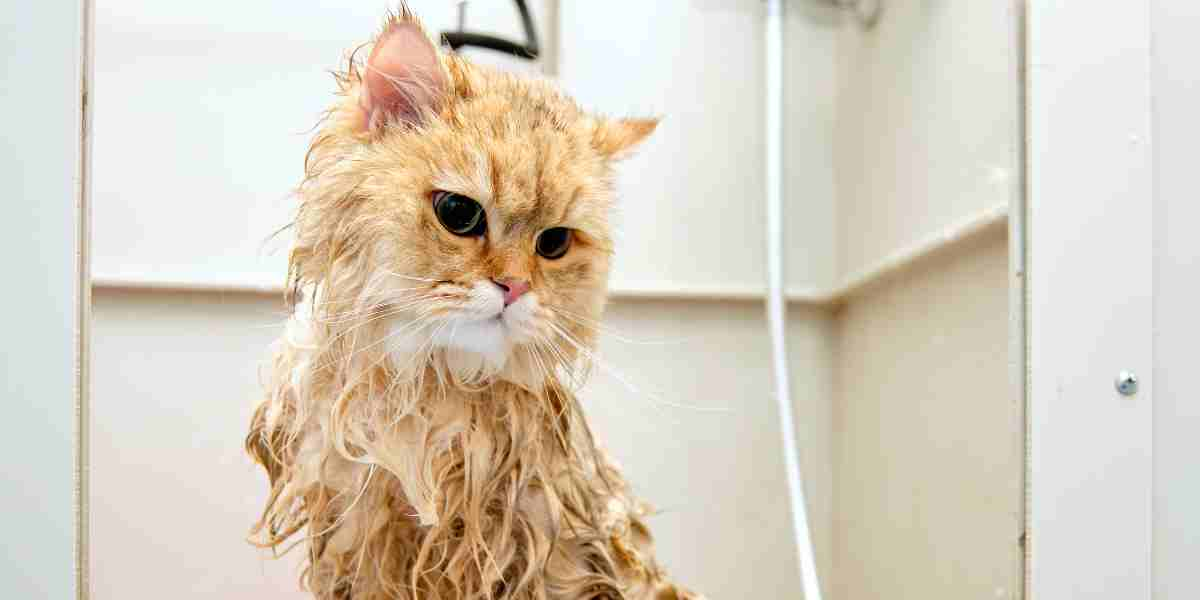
592 117 660 160
356 9 447 134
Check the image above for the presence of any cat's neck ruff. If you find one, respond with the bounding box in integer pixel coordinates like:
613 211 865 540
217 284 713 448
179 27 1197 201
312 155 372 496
252 297 656 598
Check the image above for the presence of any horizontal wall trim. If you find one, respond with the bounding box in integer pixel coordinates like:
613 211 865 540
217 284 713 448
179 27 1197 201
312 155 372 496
832 201 1009 303
94 203 1008 306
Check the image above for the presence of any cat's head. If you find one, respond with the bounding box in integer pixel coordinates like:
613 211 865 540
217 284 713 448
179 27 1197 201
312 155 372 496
290 7 656 384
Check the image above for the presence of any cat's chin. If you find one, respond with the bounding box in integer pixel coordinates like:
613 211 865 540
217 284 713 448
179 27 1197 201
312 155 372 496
438 317 510 360
385 316 544 389
386 316 503 363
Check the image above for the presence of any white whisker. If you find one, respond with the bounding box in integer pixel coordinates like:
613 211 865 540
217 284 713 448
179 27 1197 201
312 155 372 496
382 269 444 283
544 321 730 414
547 306 693 346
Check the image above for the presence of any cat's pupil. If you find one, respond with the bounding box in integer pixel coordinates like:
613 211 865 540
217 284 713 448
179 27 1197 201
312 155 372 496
434 192 485 236
536 227 572 259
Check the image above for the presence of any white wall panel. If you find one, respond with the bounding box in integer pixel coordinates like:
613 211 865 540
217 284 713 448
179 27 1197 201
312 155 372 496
0 0 83 597
1150 2 1200 597
784 3 839 291
1028 2 1154 597
90 292 306 599
558 1 777 293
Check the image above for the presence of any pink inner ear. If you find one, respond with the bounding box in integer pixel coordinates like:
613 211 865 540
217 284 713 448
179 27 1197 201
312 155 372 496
359 21 445 131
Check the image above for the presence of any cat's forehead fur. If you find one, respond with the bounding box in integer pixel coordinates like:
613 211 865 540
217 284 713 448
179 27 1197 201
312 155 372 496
299 10 656 291
361 59 616 245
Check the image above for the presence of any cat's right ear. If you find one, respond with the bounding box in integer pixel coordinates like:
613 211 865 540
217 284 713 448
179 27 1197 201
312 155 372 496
592 117 660 160
355 9 447 134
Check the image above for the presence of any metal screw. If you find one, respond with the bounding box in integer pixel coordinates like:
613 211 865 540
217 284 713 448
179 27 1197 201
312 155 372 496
1115 371 1139 396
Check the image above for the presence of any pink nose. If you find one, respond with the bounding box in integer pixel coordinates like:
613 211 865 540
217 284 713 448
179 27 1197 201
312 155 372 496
492 277 531 306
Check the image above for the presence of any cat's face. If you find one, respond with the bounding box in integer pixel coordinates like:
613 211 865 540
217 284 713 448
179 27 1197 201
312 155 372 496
361 103 626 373
295 10 656 380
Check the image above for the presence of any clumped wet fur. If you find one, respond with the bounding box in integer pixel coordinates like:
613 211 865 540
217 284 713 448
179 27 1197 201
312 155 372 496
245 6 699 600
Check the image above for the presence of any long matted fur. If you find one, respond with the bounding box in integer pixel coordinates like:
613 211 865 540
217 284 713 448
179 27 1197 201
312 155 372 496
244 7 701 600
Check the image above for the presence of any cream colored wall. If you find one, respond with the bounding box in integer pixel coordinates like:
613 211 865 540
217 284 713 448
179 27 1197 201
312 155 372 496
91 291 302 599
831 231 1019 600
831 0 1020 279
783 2 840 291
810 1 1022 598
91 291 832 599
559 1 771 293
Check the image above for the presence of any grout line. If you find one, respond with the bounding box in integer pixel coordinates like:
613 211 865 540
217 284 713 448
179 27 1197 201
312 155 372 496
1014 1 1030 597
76 0 94 597
93 203 1008 306
1018 0 1032 595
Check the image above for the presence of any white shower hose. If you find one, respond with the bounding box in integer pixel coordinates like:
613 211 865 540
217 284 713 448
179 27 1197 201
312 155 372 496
764 1 823 598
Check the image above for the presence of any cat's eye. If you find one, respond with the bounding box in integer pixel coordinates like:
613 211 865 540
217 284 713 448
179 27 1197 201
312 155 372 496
536 227 572 259
432 191 486 237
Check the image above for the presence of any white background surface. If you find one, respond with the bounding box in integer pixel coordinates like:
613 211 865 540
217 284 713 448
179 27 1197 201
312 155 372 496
560 1 787 293
0 1 81 598
1028 1 1154 597
1150 2 1200 597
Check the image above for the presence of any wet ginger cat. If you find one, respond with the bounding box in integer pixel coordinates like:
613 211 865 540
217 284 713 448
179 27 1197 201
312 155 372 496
245 7 701 600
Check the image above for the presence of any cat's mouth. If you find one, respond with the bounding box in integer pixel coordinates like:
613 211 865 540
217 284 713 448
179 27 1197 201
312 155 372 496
385 307 529 368
380 280 543 376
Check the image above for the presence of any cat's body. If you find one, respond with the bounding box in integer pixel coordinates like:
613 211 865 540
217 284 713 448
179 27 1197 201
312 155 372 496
245 7 699 600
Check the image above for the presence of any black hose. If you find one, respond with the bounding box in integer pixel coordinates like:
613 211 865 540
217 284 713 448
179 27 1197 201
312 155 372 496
440 0 539 60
